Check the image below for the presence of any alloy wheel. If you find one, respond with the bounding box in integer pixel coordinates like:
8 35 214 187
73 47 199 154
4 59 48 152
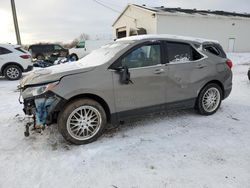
202 87 221 113
6 67 20 79
66 106 102 141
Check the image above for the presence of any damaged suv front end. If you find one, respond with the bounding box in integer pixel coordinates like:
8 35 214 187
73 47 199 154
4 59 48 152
20 81 63 125
18 63 87 134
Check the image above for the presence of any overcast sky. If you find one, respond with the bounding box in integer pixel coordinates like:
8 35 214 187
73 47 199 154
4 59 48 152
0 0 250 44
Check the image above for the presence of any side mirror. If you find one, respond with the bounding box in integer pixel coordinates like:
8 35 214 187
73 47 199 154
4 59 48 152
116 66 132 84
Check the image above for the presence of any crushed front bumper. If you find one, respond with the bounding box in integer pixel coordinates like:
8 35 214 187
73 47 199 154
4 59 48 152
22 91 65 125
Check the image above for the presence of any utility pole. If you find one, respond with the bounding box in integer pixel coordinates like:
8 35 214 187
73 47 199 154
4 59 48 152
10 0 21 45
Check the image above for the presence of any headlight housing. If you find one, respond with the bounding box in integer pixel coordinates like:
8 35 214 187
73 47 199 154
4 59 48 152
23 81 59 97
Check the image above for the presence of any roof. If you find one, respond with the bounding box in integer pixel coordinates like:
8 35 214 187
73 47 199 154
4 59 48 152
0 43 20 49
116 34 219 44
133 4 250 18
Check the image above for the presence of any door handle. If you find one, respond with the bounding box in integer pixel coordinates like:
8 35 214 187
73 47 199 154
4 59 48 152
196 64 207 69
154 68 165 74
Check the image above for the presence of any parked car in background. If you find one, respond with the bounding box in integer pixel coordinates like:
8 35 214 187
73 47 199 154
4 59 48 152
19 35 233 144
69 41 87 61
69 40 112 61
28 44 69 60
0 44 33 80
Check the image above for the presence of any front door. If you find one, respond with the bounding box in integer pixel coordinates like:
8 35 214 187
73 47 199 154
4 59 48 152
110 42 167 119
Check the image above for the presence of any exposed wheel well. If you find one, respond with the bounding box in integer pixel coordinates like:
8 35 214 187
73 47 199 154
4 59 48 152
1 62 24 75
199 80 225 99
65 94 111 122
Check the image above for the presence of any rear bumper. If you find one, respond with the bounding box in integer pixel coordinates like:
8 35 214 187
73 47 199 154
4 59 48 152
24 65 33 72
224 87 232 99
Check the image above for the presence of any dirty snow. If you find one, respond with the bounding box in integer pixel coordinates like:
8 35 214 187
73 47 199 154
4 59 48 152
0 53 250 188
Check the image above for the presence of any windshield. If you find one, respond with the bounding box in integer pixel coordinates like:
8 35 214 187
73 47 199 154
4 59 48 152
27 41 132 76
77 41 132 68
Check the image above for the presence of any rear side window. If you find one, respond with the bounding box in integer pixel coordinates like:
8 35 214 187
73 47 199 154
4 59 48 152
166 42 202 63
15 47 26 54
204 46 220 56
203 44 226 58
30 45 53 52
0 47 12 55
29 46 40 52
44 45 53 52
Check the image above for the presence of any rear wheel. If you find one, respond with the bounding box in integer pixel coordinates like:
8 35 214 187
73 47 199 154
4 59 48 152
196 83 222 115
248 69 250 80
70 54 78 61
4 65 22 80
58 99 107 145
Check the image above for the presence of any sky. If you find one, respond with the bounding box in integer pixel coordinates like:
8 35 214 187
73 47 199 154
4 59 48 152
0 0 250 44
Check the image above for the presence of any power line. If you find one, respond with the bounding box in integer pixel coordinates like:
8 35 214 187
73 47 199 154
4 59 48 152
92 0 135 20
97 0 124 10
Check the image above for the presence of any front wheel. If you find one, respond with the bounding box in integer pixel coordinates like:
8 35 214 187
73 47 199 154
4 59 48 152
196 83 222 115
58 99 107 145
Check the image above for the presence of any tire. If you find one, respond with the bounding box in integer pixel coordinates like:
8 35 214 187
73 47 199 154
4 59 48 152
58 99 107 145
70 54 78 61
196 83 222 115
36 54 45 60
248 69 250 80
4 64 22 80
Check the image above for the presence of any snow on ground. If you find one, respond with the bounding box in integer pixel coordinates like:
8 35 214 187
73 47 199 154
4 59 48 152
0 53 250 188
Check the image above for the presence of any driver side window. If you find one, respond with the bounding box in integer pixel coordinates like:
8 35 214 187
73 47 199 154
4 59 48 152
121 44 161 69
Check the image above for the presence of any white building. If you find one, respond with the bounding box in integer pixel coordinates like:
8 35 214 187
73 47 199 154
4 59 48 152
112 4 250 52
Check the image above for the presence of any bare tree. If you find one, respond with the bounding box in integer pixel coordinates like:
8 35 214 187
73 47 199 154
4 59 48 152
78 33 90 41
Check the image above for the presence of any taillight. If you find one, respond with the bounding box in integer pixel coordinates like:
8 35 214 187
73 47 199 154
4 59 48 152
20 54 30 59
226 59 233 69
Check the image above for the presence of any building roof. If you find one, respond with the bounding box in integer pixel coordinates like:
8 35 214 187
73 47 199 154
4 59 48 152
134 4 250 18
112 4 250 27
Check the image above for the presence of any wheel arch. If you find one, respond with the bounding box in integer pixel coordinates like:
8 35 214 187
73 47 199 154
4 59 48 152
198 80 225 99
1 62 24 74
70 53 78 60
64 93 111 122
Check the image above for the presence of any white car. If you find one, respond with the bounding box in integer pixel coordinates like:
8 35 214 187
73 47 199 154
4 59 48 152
69 41 88 61
0 44 33 80
69 40 112 61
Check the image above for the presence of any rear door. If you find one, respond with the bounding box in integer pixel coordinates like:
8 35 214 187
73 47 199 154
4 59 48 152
163 41 208 106
110 41 167 119
0 47 13 66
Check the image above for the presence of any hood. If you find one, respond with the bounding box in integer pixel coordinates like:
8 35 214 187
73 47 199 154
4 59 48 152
20 41 131 87
20 62 95 87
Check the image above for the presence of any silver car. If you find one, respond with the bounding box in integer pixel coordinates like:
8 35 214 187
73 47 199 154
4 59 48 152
19 35 233 144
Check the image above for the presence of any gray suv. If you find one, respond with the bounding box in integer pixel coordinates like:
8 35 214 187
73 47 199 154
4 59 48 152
19 35 233 144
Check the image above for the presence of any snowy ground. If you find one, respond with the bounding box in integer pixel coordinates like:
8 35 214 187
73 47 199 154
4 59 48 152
0 53 250 188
